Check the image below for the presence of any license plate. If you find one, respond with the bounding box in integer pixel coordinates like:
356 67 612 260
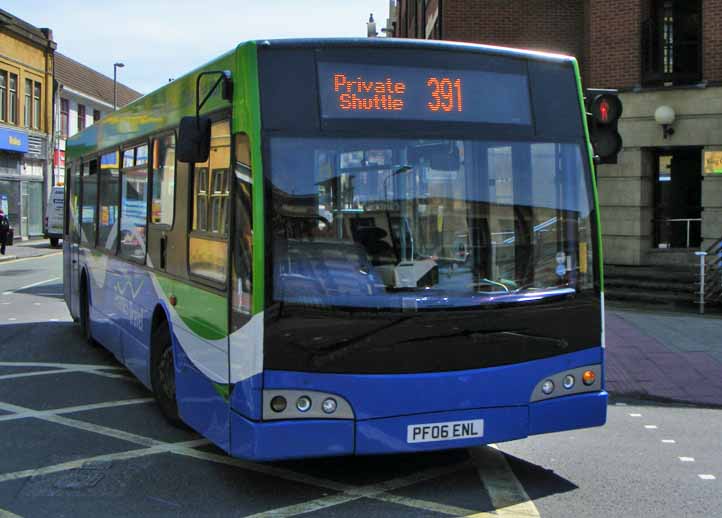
407 419 484 444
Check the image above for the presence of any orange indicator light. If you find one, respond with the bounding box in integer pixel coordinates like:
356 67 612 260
582 370 596 386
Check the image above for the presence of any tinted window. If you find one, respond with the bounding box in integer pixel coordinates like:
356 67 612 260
119 145 148 261
151 134 176 226
80 160 97 246
98 151 120 252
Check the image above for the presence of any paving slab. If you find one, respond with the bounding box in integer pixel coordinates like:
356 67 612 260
606 308 722 407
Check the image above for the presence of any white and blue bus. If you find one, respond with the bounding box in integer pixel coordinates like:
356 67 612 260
64 38 606 461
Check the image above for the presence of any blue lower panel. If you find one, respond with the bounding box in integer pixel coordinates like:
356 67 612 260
175 343 230 453
529 391 607 435
356 406 528 455
230 412 354 461
228 391 606 461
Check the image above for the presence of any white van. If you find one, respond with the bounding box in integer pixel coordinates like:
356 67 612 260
45 185 64 247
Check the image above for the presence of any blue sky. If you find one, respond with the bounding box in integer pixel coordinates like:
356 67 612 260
5 0 392 94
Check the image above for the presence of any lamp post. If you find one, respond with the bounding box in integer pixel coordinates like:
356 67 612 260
113 62 124 110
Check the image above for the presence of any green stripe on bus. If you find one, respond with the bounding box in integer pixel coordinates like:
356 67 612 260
572 59 604 291
155 275 228 341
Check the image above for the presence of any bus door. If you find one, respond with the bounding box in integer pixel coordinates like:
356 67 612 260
175 118 232 451
64 163 82 319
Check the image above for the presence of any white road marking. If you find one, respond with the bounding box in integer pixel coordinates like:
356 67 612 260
629 413 642 417
0 439 208 483
32 303 41 306
0 252 62 266
3 277 60 294
0 395 486 517
698 474 716 480
0 366 129 382
239 460 474 518
471 446 541 518
644 425 658 429
0 361 124 371
7 318 16 321
679 457 695 462
662 440 676 444
0 398 153 422
0 362 131 381
615 402 627 406
0 508 24 518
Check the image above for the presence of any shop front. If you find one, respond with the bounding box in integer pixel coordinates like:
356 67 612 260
0 126 46 239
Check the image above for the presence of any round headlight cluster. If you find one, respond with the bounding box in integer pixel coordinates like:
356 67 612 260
296 396 312 412
541 379 555 395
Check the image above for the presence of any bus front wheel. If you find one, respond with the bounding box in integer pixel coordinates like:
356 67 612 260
151 321 182 426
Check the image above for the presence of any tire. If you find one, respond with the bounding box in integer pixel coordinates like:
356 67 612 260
151 321 183 426
50 237 59 247
79 281 96 346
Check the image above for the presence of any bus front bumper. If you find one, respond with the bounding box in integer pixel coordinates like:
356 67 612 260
229 391 607 461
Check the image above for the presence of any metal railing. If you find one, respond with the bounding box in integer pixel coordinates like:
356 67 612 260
654 218 702 249
694 237 722 314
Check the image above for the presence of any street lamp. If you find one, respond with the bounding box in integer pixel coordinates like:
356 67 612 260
113 62 125 110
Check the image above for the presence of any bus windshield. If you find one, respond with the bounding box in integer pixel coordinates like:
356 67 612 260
268 137 595 310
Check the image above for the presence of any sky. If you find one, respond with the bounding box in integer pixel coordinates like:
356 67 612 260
4 0 392 94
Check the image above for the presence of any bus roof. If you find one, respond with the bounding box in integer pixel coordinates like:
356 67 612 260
66 38 576 161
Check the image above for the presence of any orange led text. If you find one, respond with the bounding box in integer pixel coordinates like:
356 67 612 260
333 73 406 112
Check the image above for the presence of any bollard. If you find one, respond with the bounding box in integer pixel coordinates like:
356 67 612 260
695 251 708 315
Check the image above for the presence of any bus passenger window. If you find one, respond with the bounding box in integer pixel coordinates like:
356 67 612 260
151 134 176 226
119 145 149 262
189 119 230 283
80 160 98 246
98 151 120 252
231 133 253 329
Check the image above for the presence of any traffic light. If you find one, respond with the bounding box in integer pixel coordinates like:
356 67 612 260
585 89 623 165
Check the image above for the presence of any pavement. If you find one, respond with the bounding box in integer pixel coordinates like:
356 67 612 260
606 306 722 407
0 237 60 262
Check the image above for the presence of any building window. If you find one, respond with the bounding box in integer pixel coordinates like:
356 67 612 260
8 74 17 125
93 109 101 122
32 82 40 129
642 0 701 86
60 99 69 137
0 71 6 122
24 79 32 128
77 104 86 131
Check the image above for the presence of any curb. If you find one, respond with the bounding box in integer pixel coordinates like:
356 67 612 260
0 255 18 262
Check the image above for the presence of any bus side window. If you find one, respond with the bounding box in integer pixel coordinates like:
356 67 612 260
231 133 253 330
151 134 176 226
98 151 120 253
80 159 98 247
119 145 149 262
189 119 230 284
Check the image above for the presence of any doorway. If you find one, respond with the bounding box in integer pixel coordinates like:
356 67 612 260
653 147 702 248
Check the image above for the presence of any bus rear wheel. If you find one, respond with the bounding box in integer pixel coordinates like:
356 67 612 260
79 282 96 346
151 321 183 426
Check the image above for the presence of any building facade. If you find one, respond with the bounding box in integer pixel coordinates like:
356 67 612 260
53 53 142 187
393 0 722 266
0 8 55 238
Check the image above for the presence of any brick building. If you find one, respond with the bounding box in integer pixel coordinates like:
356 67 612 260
393 0 722 268
0 8 55 238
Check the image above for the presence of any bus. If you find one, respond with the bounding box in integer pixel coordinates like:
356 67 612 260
63 38 606 461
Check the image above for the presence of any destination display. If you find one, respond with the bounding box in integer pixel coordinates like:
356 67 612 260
317 62 531 124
